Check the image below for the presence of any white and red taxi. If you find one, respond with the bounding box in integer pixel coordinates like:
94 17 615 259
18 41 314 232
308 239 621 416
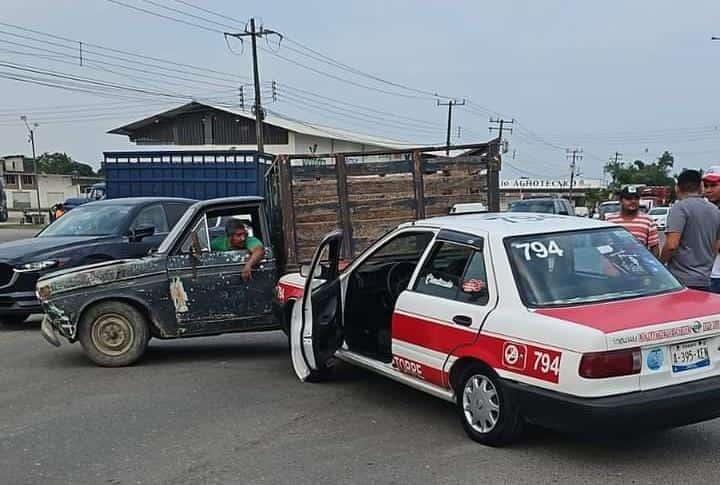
276 213 720 446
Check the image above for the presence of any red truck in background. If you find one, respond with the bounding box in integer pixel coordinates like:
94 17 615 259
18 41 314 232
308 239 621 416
639 185 673 211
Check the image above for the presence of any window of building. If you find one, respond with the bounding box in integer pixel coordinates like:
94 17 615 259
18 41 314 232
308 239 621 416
12 192 31 210
21 175 35 188
4 174 18 189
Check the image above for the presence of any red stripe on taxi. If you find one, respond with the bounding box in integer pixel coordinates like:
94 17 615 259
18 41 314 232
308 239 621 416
392 312 562 384
536 289 720 334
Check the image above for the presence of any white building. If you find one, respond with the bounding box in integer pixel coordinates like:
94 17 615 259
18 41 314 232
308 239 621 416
500 177 607 209
1 155 87 210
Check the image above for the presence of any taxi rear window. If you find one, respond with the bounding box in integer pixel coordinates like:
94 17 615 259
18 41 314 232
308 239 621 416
505 228 682 307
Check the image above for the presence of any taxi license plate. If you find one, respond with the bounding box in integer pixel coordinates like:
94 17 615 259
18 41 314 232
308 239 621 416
671 339 710 373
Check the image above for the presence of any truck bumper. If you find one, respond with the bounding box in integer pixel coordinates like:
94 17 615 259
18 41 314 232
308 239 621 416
503 376 720 434
41 315 61 347
0 290 42 315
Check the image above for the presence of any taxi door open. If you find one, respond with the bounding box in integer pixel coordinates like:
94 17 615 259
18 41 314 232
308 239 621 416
290 230 344 381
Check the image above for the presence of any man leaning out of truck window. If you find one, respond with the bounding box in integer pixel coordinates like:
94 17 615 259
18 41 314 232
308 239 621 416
211 219 265 281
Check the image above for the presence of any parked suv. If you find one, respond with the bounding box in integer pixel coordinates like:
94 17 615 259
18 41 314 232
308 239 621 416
0 197 193 324
508 197 575 216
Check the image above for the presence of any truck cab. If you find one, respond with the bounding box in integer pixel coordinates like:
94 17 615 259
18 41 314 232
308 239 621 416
38 197 281 366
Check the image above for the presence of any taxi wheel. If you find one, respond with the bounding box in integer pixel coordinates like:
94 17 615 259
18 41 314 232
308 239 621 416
456 365 523 446
78 301 149 367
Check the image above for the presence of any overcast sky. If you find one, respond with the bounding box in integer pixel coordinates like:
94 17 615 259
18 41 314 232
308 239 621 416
2 0 720 179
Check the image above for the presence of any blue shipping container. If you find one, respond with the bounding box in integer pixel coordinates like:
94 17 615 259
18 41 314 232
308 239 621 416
103 150 272 200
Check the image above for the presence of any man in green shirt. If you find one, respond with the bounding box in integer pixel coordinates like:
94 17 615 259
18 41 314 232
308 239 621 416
211 219 265 281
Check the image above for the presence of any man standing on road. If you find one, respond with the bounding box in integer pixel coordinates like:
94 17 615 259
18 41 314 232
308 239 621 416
661 170 720 290
702 166 720 292
607 186 660 256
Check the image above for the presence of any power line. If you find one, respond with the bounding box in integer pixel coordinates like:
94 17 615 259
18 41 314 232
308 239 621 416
0 22 249 83
104 0 224 33
0 37 240 93
137 0 239 30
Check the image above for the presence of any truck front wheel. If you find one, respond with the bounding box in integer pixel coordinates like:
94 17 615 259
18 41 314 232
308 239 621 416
78 301 149 367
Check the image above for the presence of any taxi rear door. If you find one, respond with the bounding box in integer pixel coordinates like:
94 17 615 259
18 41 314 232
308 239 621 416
290 230 344 381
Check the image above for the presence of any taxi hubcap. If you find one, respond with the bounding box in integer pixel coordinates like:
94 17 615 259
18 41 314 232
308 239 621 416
462 374 500 434
91 313 134 356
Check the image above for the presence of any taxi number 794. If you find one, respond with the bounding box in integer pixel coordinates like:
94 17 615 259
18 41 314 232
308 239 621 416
534 350 561 376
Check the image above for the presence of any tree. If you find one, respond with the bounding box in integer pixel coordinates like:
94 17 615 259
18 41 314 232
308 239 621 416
35 152 97 177
603 151 675 189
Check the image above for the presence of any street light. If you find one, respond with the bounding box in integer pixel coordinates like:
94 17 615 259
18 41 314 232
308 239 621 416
20 116 42 217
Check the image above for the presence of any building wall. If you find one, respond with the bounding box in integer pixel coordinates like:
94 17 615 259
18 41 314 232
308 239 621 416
5 175 80 210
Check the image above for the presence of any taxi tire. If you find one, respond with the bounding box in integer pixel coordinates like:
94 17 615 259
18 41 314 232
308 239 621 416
78 301 150 367
456 364 523 446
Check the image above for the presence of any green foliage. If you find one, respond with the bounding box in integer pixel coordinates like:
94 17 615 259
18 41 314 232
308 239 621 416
35 152 97 177
604 151 674 189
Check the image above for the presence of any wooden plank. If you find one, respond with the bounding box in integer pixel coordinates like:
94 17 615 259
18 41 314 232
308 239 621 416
334 154 354 258
277 155 298 268
412 150 425 219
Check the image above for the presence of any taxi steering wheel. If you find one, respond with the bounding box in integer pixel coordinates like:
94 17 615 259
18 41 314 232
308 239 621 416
385 261 415 307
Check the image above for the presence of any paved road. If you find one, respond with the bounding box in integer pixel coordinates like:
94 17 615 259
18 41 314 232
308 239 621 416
1 229 719 484
0 227 40 243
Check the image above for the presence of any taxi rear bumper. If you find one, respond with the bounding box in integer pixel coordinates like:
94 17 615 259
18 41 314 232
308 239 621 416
503 375 720 433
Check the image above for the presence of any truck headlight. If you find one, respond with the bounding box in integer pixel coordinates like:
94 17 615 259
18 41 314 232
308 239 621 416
16 260 61 272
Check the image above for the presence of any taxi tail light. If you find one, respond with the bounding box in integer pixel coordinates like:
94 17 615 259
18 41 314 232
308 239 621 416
579 348 641 379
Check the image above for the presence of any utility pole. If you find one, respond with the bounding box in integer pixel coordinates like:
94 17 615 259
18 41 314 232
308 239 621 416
20 116 42 217
607 151 622 188
225 19 280 154
487 118 514 212
437 99 465 156
566 148 583 201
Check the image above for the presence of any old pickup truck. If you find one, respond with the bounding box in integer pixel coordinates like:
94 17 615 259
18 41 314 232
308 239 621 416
37 142 497 366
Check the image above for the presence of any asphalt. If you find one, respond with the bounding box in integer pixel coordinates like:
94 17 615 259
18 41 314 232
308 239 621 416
1 228 719 485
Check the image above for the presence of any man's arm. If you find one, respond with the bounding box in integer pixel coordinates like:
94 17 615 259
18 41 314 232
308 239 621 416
660 205 686 264
647 220 660 257
660 232 680 263
241 245 265 281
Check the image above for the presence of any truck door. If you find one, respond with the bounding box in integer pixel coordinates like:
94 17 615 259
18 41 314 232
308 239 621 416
165 207 278 335
290 230 344 381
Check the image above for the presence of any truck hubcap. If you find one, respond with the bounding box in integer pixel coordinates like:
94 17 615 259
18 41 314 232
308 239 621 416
462 374 500 433
91 314 134 356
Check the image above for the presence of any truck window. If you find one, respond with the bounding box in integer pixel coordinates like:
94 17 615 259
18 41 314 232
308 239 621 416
179 216 210 254
132 204 169 233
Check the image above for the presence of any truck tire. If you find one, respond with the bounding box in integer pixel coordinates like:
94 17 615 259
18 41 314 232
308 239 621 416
78 301 149 367
456 364 523 446
0 208 7 222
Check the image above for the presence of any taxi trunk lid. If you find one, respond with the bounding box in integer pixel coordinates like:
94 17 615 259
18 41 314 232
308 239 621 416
537 289 720 390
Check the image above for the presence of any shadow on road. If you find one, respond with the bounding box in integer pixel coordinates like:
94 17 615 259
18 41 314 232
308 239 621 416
44 332 291 369
0 320 41 332
142 338 289 366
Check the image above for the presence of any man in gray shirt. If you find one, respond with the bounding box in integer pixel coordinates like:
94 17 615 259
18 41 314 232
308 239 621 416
661 170 720 289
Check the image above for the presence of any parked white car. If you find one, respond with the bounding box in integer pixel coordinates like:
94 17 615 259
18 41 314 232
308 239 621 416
277 213 720 446
648 206 669 231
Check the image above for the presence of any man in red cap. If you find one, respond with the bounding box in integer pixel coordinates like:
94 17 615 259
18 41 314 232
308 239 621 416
703 165 720 292
606 186 660 256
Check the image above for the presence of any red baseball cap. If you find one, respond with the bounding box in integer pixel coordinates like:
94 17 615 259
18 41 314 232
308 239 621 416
703 165 720 183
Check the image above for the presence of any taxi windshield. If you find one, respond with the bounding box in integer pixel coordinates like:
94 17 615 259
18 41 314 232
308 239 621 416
505 228 682 307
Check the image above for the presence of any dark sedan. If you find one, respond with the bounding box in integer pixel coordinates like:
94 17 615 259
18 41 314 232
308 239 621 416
0 197 194 324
